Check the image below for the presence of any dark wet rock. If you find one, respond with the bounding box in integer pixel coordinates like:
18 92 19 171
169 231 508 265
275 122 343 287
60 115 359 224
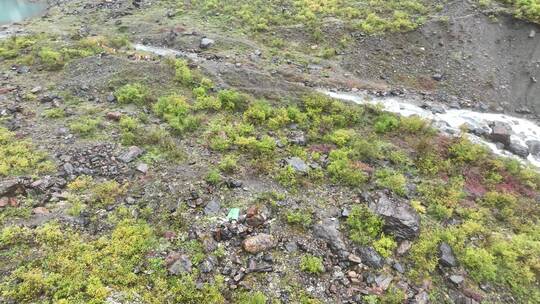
527 140 540 157
439 242 457 267
200 38 215 49
286 157 309 173
489 121 512 147
313 218 347 253
432 73 443 81
508 140 529 157
167 254 192 275
357 246 384 269
225 179 243 188
204 199 221 215
242 234 274 254
367 192 420 240
119 146 144 163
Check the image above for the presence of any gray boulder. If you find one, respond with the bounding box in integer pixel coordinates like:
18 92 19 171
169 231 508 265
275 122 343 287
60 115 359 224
119 146 144 163
286 157 309 174
368 192 420 240
313 218 347 253
439 242 457 267
200 38 215 49
357 246 384 269
509 139 529 157
527 140 540 157
489 121 512 147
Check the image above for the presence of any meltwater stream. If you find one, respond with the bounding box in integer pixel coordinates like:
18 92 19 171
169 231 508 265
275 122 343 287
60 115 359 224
0 0 46 25
322 90 540 167
119 43 540 168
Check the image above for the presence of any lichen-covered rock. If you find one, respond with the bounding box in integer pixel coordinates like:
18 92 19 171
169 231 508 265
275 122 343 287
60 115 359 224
368 192 420 240
242 234 275 254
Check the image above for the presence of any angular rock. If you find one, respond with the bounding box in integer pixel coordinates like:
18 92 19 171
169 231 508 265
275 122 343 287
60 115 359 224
368 192 420 240
119 146 144 163
358 246 384 269
0 179 26 197
33 207 50 215
136 163 149 173
286 157 309 174
527 140 540 157
375 274 393 290
508 139 529 157
489 121 512 147
449 275 464 285
242 234 274 254
288 131 306 146
439 242 457 267
204 199 221 216
200 38 215 49
106 111 122 121
168 255 192 275
313 218 347 253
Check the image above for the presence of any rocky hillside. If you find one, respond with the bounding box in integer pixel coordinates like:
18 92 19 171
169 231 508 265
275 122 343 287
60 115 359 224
0 0 539 303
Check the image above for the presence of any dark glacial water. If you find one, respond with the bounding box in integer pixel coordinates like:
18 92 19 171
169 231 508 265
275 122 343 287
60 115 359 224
0 0 46 25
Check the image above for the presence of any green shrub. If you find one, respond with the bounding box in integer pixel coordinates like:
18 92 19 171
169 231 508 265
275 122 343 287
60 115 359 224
206 169 222 185
37 47 64 70
92 180 127 206
243 101 272 124
154 95 199 134
327 149 368 186
218 89 249 111
375 169 407 196
218 154 239 173
325 129 355 147
300 255 324 274
400 115 431 133
276 165 298 188
69 117 101 136
43 108 65 119
173 59 194 86
461 247 497 282
119 116 139 131
115 83 148 105
237 291 268 304
449 136 488 163
286 210 312 228
235 135 276 158
373 234 397 258
374 113 399 133
346 205 383 245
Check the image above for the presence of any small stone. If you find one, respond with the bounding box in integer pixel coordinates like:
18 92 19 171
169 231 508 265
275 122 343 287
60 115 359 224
242 234 274 254
439 242 457 267
393 262 405 273
286 157 309 174
106 111 122 121
358 246 384 269
107 94 116 102
31 86 42 94
449 275 464 285
136 163 149 174
432 73 443 81
347 254 362 264
285 241 298 252
204 199 221 216
200 38 215 49
33 207 50 215
168 255 192 275
375 274 393 290
529 30 536 38
119 146 144 163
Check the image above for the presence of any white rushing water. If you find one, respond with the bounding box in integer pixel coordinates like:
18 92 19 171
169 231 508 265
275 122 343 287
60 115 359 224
133 43 199 61
321 90 540 167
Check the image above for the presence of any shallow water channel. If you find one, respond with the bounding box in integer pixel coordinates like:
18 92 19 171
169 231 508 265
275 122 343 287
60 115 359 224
0 0 46 25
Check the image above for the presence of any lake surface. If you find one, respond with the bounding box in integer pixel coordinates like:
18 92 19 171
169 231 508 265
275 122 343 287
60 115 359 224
0 0 46 25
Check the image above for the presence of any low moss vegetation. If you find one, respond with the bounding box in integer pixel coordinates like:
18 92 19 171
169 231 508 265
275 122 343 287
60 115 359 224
0 127 53 176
